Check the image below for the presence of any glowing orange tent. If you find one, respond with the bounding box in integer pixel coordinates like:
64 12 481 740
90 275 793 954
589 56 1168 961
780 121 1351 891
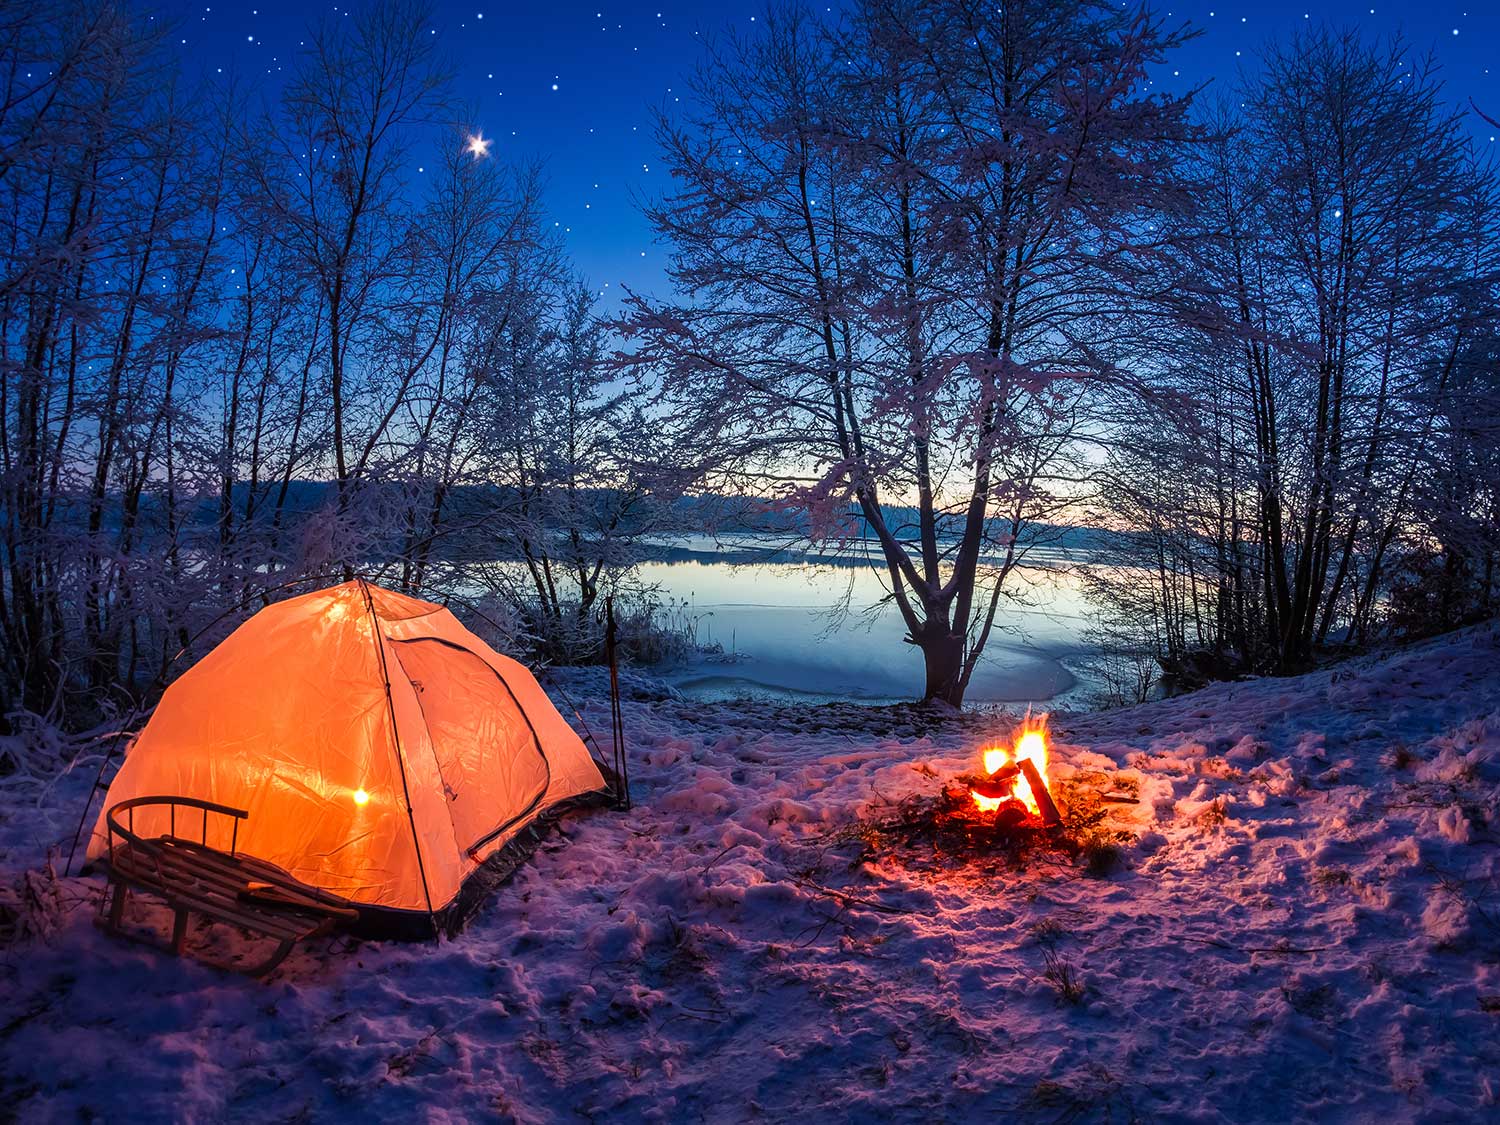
87 580 607 936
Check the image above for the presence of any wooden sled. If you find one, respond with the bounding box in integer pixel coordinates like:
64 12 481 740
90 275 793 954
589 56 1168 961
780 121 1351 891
99 795 358 977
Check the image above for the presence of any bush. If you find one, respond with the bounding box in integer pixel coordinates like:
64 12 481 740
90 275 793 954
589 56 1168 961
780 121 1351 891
1386 548 1494 640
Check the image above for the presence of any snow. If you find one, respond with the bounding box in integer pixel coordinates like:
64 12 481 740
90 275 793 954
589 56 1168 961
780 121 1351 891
3 626 1500 1121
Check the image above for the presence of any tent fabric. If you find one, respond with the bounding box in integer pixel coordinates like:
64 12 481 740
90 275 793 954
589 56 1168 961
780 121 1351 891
87 580 607 927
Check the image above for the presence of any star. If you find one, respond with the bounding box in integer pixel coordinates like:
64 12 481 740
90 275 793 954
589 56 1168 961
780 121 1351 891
465 131 491 160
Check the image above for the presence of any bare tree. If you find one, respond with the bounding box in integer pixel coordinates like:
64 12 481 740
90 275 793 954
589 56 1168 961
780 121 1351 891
395 141 550 594
620 0 1197 705
0 0 181 719
1086 31 1500 681
246 0 447 537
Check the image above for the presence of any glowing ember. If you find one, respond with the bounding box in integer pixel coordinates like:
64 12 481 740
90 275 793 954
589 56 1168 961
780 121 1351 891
972 714 1051 816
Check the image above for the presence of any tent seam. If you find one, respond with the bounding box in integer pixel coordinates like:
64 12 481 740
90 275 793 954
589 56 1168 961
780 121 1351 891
391 635 553 859
386 642 466 891
356 578 439 936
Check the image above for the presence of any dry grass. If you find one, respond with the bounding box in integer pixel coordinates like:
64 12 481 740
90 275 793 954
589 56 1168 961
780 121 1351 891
1041 944 1087 1004
1195 797 1229 829
1083 842 1125 878
1024 1064 1132 1123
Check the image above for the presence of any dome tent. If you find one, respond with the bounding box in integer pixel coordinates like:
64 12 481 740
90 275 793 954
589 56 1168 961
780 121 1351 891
86 579 608 938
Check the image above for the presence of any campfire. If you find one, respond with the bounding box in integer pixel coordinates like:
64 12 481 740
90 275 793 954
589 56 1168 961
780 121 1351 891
967 712 1062 828
838 712 1138 880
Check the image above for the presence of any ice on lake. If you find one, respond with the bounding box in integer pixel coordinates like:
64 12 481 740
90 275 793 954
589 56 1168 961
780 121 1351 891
633 535 1098 707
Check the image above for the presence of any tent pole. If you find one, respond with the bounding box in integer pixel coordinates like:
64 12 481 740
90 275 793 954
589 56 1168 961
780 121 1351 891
406 586 617 796
357 577 441 942
62 708 142 877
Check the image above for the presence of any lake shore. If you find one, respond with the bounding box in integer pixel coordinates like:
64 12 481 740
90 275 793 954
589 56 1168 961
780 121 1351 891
628 535 1101 708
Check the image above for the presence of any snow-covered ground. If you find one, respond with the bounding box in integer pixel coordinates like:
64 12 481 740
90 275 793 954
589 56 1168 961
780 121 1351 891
3 625 1499 1122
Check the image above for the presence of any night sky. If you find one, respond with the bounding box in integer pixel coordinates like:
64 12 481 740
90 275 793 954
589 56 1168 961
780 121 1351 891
151 1 1499 303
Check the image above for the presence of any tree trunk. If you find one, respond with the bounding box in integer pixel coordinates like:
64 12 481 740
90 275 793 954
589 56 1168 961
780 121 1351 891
917 622 966 706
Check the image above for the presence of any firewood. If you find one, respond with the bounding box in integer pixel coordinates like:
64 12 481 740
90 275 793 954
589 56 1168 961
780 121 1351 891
1017 757 1063 827
968 764 1021 799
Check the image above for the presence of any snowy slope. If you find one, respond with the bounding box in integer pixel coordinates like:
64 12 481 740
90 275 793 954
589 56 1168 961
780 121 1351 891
2 626 1498 1122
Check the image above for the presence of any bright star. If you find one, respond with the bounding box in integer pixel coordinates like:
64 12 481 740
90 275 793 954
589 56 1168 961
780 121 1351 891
465 131 491 160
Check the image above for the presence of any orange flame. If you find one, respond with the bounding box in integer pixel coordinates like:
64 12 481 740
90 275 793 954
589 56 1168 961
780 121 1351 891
971 713 1051 816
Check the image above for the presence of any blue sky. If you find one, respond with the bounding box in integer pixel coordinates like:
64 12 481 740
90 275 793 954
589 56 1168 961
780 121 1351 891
152 1 1500 302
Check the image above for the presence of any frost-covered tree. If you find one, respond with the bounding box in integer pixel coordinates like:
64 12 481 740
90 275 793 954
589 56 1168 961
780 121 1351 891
244 0 447 525
1086 31 1500 677
392 140 551 594
0 0 659 730
621 0 1198 705
481 278 685 662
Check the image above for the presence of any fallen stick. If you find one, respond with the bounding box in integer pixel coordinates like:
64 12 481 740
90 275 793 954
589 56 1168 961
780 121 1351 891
1180 935 1333 955
701 842 743 872
793 878 914 916
1017 757 1063 828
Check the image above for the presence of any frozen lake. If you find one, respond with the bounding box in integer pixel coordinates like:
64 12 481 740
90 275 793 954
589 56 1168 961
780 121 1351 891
635 535 1100 707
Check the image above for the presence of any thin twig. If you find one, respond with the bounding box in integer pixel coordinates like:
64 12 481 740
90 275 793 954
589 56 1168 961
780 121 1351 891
701 842 743 872
793 877 913 916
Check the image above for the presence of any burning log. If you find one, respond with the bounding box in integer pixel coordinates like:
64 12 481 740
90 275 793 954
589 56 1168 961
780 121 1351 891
1016 756 1062 828
991 800 1031 831
967 764 1020 800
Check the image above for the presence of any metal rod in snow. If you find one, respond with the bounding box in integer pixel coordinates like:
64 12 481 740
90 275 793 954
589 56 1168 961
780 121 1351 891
606 595 630 810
